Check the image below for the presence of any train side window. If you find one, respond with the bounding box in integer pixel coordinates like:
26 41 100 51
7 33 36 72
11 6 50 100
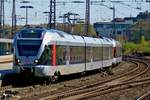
70 46 85 64
93 47 101 61
103 47 109 60
56 45 66 65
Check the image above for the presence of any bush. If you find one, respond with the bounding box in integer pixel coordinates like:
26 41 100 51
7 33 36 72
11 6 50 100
123 42 138 55
123 36 150 55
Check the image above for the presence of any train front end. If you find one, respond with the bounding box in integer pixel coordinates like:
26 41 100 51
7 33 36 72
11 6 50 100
13 28 50 77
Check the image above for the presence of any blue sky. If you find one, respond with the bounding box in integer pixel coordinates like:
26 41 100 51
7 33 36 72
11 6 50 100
4 0 150 25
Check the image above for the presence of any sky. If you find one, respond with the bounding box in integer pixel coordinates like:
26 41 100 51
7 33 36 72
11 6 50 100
4 0 150 25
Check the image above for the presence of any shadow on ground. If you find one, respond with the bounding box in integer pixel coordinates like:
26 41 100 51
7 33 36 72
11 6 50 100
0 67 114 87
1 73 46 87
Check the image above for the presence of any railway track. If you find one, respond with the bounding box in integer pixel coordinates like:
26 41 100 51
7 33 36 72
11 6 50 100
121 59 149 81
0 62 129 99
57 77 150 100
15 61 137 99
39 58 149 100
137 90 150 100
0 58 149 100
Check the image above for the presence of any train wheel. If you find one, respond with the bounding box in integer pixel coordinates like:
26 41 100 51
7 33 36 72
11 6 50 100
112 63 116 67
51 71 61 83
45 77 51 85
106 67 113 75
45 76 56 85
46 71 61 85
50 76 58 83
98 68 102 73
81 71 86 76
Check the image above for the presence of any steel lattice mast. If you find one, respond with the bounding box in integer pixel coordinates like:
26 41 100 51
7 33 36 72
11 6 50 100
0 0 4 30
11 0 16 37
2 0 4 29
49 0 56 29
0 0 2 29
85 0 90 36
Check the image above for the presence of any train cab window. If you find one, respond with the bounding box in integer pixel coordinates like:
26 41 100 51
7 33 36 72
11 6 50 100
17 40 42 56
38 46 51 65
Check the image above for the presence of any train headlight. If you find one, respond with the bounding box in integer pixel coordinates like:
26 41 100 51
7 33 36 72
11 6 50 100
34 59 38 63
17 59 21 63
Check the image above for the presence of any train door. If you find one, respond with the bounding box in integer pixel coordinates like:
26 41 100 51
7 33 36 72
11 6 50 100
99 46 103 69
113 47 116 58
100 39 103 69
38 45 52 65
86 47 93 71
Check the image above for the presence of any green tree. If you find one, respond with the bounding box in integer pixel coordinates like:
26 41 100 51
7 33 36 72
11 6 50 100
138 36 148 53
122 42 138 55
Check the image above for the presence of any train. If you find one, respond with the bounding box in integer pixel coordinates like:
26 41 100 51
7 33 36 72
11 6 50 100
13 28 122 82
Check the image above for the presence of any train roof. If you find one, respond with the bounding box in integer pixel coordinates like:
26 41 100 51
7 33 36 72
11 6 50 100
45 29 85 46
15 28 115 47
45 29 113 47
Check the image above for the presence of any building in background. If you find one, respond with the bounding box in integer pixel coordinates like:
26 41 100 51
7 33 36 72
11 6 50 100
94 11 150 42
94 18 135 41
0 29 12 55
137 10 150 20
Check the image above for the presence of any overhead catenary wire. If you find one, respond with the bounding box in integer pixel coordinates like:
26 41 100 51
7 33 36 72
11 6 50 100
2 0 150 25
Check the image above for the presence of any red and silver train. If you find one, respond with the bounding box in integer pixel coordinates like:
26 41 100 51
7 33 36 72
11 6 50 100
13 28 122 81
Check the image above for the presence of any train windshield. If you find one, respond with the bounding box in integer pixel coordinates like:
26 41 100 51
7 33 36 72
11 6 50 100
17 40 42 56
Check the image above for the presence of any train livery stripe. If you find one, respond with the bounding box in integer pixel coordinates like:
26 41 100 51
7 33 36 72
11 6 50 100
52 44 56 66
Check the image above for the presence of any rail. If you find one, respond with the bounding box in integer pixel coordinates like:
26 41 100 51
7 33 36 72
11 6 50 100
39 59 149 100
137 91 150 100
0 58 149 100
